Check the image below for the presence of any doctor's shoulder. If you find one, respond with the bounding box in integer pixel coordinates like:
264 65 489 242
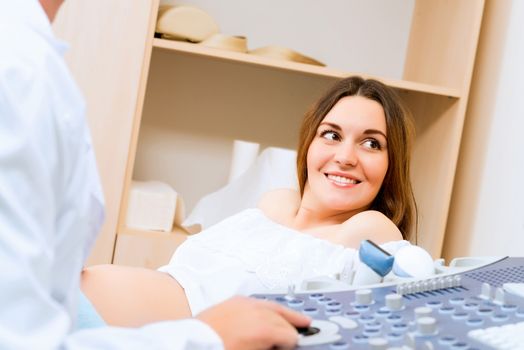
257 188 301 222
336 210 403 248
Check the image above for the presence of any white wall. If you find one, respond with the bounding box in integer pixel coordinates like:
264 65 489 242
161 0 414 79
444 0 524 259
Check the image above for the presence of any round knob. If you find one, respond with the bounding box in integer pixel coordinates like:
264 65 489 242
417 316 437 335
369 337 388 350
414 306 432 319
453 275 462 287
385 293 403 310
412 281 423 293
285 283 296 300
495 287 506 304
355 289 373 305
480 282 492 300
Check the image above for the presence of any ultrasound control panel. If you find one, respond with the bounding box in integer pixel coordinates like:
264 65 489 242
252 257 524 349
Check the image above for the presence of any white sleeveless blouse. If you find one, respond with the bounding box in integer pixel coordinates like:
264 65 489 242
159 208 408 315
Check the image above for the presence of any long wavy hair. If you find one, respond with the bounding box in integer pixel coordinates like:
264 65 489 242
296 76 417 241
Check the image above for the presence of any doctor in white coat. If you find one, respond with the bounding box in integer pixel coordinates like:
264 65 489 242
0 0 310 349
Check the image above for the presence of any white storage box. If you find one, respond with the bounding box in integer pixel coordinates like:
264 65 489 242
126 180 184 232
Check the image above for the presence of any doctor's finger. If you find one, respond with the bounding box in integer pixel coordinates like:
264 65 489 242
258 300 311 328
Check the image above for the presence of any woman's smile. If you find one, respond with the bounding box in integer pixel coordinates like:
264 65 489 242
325 173 360 187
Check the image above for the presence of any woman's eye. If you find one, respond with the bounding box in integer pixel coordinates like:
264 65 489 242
320 130 340 141
363 139 381 150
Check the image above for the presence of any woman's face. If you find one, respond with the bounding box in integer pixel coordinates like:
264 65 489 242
304 95 389 216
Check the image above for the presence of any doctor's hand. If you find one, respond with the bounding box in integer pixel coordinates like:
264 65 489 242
197 296 311 350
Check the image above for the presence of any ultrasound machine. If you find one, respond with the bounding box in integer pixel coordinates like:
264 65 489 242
253 243 524 349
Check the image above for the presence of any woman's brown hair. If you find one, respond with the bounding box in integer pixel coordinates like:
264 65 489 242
296 76 417 241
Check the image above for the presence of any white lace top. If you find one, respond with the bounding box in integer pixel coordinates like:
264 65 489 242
159 208 407 315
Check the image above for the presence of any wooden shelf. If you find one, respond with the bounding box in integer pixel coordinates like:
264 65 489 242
114 226 189 269
153 38 461 98
119 225 191 238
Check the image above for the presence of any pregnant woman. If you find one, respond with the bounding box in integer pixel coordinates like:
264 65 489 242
82 76 417 327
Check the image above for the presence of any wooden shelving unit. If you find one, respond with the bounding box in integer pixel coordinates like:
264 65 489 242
113 227 187 269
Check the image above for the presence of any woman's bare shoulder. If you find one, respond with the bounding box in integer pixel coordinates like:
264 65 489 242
257 188 300 221
337 210 403 247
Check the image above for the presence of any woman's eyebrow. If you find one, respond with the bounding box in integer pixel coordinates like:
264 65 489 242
364 129 387 139
321 122 387 139
319 122 342 130
319 122 388 140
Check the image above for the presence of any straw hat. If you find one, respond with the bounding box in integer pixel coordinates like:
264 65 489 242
200 34 248 53
199 35 325 67
249 46 325 67
156 5 219 43
155 5 325 67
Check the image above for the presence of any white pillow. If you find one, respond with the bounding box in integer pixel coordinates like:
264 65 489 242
182 147 298 232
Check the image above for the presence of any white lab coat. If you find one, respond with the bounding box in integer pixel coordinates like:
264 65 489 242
0 1 222 348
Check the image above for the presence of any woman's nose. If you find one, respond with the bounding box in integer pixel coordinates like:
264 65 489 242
334 143 358 167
